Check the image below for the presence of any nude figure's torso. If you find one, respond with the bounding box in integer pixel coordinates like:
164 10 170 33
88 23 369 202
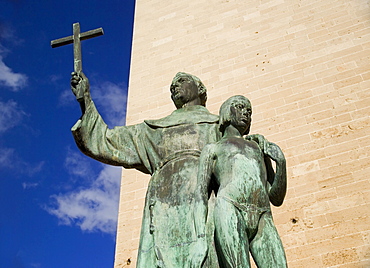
212 137 270 209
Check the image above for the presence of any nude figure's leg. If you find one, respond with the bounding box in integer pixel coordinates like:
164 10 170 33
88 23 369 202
213 198 251 268
249 212 287 268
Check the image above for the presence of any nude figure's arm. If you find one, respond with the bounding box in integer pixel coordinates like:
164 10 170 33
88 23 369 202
194 144 215 238
190 144 216 267
246 134 287 206
265 142 287 206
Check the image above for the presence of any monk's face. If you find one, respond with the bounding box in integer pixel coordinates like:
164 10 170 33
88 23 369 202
230 98 252 135
170 74 199 108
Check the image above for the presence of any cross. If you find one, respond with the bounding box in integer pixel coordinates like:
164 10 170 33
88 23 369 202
51 22 104 100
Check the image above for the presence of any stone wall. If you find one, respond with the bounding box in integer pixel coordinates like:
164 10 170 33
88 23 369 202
114 0 370 267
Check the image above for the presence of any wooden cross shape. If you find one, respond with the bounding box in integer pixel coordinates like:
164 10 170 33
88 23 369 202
51 23 104 100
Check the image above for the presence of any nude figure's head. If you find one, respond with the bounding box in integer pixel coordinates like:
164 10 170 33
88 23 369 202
219 95 252 135
170 72 207 109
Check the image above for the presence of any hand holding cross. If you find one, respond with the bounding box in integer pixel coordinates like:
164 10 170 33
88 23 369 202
51 23 103 102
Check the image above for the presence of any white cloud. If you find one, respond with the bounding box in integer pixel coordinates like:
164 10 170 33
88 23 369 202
0 99 25 133
0 100 43 176
64 148 94 179
0 24 23 46
24 161 44 176
58 80 127 127
58 88 75 106
0 146 44 176
0 54 27 91
0 25 27 91
22 182 39 189
49 74 62 83
51 80 127 235
0 147 15 167
91 81 127 127
47 165 122 235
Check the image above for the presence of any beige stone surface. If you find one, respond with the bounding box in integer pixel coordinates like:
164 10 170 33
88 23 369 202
114 0 370 267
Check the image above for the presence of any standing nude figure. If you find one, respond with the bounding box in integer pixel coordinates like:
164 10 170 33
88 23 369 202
194 95 288 267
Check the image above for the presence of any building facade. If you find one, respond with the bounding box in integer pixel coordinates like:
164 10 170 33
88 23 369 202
115 0 370 267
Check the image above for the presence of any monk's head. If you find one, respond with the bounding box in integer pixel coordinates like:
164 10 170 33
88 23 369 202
170 72 207 109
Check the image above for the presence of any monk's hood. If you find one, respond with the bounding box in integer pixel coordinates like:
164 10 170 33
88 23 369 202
144 105 218 128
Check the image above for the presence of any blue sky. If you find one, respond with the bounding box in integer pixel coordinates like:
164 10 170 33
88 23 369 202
0 1 135 267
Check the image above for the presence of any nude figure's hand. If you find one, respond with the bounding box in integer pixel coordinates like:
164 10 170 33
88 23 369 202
246 134 268 153
265 142 285 163
246 134 285 163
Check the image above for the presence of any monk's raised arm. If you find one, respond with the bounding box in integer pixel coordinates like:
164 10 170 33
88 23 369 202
71 100 151 174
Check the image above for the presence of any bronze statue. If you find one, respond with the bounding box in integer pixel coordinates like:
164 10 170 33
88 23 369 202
53 23 288 268
70 71 220 267
195 95 288 267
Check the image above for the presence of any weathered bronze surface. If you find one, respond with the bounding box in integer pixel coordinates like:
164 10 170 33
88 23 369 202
195 95 288 267
70 71 221 267
55 28 288 265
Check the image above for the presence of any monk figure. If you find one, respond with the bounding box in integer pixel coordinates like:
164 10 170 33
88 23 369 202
70 72 220 267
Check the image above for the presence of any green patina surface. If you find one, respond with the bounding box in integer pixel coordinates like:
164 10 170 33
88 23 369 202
194 95 288 267
70 71 287 267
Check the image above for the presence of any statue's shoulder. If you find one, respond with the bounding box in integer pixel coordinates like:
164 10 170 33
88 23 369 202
144 105 218 128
